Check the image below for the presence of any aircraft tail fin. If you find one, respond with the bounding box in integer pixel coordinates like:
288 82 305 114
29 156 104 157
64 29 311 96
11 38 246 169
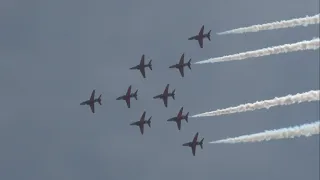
98 95 102 105
185 112 189 122
147 116 151 127
187 59 191 70
134 90 138 100
172 89 175 100
148 60 152 70
207 30 211 41
200 138 204 149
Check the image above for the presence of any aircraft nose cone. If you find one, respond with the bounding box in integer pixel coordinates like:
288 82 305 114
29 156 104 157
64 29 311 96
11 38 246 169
116 97 121 100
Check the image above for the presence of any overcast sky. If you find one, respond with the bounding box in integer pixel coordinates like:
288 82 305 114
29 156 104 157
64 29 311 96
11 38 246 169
0 0 319 180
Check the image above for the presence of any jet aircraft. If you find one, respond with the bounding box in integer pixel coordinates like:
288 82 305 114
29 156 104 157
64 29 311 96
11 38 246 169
80 89 102 113
130 54 152 78
169 53 191 77
116 85 138 108
188 25 211 48
167 107 189 130
182 132 204 156
130 111 151 134
153 84 175 107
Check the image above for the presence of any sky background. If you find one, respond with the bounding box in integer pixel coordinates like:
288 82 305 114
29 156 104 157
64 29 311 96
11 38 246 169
0 0 319 180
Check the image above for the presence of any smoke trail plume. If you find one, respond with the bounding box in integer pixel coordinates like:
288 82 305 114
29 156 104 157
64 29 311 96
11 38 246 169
218 14 320 35
194 38 320 64
210 121 319 144
192 90 319 118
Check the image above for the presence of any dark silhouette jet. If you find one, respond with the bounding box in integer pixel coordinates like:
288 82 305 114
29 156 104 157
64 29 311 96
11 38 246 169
183 132 204 156
169 53 191 77
130 54 152 78
167 107 189 130
80 89 102 113
153 84 175 107
130 111 151 135
188 25 211 48
116 85 138 108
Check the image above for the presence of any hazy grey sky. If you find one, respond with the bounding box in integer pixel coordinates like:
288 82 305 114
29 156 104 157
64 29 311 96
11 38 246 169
0 0 319 180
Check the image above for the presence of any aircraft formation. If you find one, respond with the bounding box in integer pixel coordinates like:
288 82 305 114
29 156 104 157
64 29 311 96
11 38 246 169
80 25 211 156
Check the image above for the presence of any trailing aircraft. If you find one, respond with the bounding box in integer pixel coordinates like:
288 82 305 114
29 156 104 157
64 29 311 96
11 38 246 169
169 53 191 77
116 85 138 108
130 54 152 78
153 84 175 107
188 25 211 48
183 132 204 156
167 107 189 130
130 111 151 134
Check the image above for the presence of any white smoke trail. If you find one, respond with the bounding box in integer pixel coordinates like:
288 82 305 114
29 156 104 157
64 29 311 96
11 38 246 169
210 121 319 144
192 90 319 118
194 38 320 64
218 14 320 35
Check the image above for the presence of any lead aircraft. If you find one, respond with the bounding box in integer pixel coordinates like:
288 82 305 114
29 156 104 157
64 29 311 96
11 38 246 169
80 89 102 113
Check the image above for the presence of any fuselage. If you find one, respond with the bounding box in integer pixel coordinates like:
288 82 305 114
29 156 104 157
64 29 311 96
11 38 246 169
167 115 186 122
130 120 148 126
80 99 98 105
169 63 187 69
188 34 205 41
153 93 173 99
183 141 200 147
117 94 134 100
130 64 149 70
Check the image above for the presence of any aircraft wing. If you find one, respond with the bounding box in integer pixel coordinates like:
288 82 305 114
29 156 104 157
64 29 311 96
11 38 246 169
140 54 145 66
197 38 203 48
126 85 132 96
163 84 169 95
198 25 204 36
179 53 184 65
178 67 184 77
163 96 168 107
191 145 196 156
139 67 146 78
126 98 131 108
90 90 95 101
192 132 199 143
139 124 144 134
176 120 181 130
140 111 146 122
89 103 95 113
178 107 183 117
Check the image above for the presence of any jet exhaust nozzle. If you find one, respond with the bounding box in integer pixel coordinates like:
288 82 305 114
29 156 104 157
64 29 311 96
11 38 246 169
200 138 204 149
134 90 138 100
187 59 192 70
148 60 152 70
207 30 211 41
98 95 102 105
172 89 175 100
147 117 151 128
185 112 189 122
